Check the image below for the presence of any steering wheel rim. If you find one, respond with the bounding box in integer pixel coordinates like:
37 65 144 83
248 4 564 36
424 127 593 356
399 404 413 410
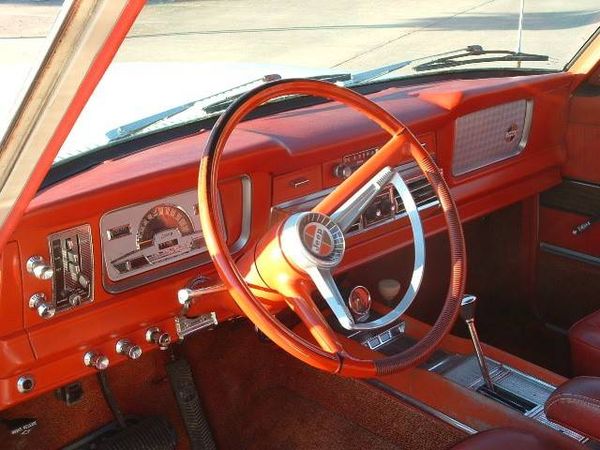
198 79 466 377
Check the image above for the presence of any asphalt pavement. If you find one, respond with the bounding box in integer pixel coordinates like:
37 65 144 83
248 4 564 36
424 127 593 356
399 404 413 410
0 0 598 135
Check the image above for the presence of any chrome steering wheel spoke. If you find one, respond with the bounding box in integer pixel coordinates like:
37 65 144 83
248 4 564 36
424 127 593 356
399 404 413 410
282 167 426 332
305 266 355 330
330 166 396 232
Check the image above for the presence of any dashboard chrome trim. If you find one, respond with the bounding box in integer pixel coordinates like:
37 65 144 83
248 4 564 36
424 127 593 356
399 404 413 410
101 175 252 294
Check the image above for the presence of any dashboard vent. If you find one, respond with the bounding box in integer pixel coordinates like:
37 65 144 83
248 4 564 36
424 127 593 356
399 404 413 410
393 177 438 216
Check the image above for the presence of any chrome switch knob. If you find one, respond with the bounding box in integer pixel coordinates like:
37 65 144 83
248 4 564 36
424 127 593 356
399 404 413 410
83 351 109 370
333 163 353 179
145 327 171 350
26 256 53 280
348 286 372 323
115 339 143 360
28 293 55 319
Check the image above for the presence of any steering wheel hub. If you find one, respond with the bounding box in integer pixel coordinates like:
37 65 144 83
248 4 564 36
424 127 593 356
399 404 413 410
281 212 345 270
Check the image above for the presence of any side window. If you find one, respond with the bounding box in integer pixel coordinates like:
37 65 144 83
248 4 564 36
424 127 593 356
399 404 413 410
0 2 65 138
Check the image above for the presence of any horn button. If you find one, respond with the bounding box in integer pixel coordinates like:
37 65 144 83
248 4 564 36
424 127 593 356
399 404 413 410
281 212 345 270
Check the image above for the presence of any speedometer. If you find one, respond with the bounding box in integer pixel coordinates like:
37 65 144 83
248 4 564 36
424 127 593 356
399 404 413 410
137 204 194 249
100 191 207 282
109 203 204 273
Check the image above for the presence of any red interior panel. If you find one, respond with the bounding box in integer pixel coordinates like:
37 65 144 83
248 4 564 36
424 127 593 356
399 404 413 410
0 72 577 409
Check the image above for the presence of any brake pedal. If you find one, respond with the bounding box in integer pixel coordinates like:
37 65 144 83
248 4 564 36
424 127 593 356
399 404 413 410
166 357 216 450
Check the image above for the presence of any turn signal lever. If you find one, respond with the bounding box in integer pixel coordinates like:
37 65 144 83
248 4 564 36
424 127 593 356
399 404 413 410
460 295 494 392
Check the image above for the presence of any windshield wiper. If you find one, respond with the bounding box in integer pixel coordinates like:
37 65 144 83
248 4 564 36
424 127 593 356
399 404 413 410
106 72 352 142
413 45 548 72
106 73 285 141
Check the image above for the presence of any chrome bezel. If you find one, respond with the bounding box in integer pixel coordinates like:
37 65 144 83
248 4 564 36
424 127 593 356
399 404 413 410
100 175 252 293
47 224 94 314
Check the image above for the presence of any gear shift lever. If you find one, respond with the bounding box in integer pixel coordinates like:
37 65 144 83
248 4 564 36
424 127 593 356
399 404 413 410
460 295 494 392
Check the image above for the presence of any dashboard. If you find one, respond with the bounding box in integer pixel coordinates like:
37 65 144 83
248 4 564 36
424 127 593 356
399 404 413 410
0 71 574 409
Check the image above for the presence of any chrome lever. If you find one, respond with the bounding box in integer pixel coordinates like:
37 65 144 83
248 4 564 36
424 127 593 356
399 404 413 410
177 283 226 306
177 278 225 317
460 295 494 392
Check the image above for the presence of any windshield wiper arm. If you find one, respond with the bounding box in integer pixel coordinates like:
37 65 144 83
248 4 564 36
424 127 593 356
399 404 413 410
106 73 283 141
201 73 352 115
413 45 548 72
106 72 353 142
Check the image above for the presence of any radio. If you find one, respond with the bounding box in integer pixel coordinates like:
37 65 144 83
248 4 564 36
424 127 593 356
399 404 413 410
332 148 378 180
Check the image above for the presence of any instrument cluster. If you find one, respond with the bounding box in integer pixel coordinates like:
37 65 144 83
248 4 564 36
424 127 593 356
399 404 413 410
100 189 208 291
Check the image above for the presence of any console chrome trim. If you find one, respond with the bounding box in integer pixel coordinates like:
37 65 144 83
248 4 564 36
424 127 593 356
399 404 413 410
101 175 252 294
367 379 477 435
540 242 600 266
432 354 588 443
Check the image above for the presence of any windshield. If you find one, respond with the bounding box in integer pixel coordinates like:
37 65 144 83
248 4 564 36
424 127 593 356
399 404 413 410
2 1 598 165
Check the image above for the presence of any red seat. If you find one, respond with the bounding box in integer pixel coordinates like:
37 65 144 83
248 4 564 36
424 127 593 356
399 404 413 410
451 428 580 450
569 309 600 376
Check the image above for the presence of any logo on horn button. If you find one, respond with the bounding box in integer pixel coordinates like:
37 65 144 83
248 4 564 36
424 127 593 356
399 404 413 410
302 222 335 258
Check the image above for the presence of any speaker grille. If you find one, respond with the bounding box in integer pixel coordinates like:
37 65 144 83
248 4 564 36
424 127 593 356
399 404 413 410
452 99 532 176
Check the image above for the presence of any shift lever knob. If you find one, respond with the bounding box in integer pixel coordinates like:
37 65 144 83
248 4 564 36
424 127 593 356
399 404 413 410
460 294 495 392
460 295 477 322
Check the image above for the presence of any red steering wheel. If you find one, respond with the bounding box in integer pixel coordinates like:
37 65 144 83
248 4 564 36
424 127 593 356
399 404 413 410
198 79 466 377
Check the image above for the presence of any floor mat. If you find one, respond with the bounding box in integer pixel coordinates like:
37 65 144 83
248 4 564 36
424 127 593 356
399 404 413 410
182 320 466 450
241 386 400 450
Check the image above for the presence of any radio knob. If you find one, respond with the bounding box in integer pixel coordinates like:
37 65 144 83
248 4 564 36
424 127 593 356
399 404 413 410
26 256 53 280
333 163 353 179
115 339 143 360
83 351 109 370
145 327 171 350
28 293 55 319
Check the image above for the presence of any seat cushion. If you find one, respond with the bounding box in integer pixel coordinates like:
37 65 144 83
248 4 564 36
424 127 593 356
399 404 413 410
569 309 600 376
451 428 577 450
544 376 600 441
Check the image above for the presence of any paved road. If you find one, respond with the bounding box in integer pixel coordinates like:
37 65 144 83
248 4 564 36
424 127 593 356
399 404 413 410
1 0 598 70
0 0 598 141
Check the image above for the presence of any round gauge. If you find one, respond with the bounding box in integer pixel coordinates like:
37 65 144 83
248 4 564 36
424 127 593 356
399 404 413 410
136 204 194 249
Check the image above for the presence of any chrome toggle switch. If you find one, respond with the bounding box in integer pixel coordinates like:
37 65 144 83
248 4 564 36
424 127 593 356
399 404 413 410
28 293 55 319
26 256 53 280
115 339 143 360
145 327 171 350
83 351 109 370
